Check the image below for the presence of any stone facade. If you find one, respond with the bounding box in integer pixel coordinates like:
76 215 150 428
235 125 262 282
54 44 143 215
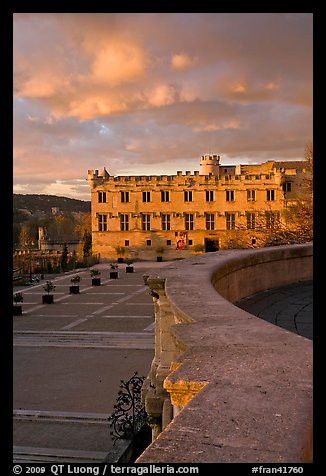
87 155 309 260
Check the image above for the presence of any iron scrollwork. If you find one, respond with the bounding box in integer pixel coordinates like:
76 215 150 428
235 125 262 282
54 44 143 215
109 372 146 441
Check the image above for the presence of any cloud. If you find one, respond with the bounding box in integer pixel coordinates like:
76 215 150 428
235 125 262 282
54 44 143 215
146 84 177 107
89 42 147 84
13 13 313 199
264 79 281 91
171 53 197 70
230 81 247 94
192 119 242 133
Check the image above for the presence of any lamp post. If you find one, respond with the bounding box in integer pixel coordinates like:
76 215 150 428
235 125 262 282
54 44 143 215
24 243 32 282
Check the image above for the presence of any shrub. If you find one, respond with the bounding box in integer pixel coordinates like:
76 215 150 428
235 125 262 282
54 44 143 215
13 292 23 304
43 281 55 294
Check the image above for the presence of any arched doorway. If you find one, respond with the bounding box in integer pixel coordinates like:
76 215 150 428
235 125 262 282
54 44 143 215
205 238 219 252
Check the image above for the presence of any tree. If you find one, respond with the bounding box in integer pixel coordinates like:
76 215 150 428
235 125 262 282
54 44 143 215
61 243 68 271
82 230 92 257
275 141 313 245
18 223 36 249
74 213 92 237
222 142 313 249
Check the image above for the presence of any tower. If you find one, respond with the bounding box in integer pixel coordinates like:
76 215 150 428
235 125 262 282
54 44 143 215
199 154 220 175
87 167 110 189
38 226 48 250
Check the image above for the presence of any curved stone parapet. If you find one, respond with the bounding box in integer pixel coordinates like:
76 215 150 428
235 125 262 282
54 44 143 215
137 243 313 463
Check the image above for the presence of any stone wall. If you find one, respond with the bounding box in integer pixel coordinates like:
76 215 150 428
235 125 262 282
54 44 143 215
137 243 313 463
87 160 309 259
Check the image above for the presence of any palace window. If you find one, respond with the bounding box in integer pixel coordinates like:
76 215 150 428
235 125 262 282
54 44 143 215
142 191 151 202
124 240 130 246
98 214 107 231
247 189 256 201
161 191 170 202
121 191 130 203
226 190 235 202
184 191 193 202
205 213 215 230
246 212 256 230
120 214 129 231
185 213 194 230
266 189 276 201
141 214 151 231
98 191 107 203
161 213 171 231
226 212 236 230
282 182 292 193
206 190 214 202
265 211 280 229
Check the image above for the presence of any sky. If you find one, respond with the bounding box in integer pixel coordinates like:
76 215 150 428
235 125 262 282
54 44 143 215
13 13 313 201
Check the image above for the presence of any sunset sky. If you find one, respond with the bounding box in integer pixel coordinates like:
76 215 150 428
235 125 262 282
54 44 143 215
13 13 313 201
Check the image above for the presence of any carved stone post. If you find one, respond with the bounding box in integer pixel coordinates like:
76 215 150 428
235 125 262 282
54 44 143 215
141 275 177 440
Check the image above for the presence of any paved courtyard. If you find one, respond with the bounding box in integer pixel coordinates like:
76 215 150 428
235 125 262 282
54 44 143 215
13 261 170 463
13 262 313 463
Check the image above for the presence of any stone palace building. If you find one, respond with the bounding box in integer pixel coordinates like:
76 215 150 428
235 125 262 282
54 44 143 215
87 154 309 260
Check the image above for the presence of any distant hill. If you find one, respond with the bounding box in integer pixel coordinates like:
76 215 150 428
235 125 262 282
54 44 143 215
13 194 91 214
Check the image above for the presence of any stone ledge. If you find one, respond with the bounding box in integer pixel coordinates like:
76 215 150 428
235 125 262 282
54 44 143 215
137 243 313 463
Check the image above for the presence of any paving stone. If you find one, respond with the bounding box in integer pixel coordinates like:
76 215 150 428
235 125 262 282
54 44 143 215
237 281 313 340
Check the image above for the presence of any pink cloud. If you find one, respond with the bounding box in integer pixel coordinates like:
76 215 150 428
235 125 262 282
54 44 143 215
171 53 197 70
13 13 313 199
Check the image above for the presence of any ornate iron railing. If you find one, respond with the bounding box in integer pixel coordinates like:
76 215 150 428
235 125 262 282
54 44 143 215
109 372 147 441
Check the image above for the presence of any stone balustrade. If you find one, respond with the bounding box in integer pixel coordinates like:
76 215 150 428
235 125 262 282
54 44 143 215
137 243 313 463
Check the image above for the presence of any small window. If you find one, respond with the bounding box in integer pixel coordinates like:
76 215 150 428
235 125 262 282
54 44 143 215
121 191 130 203
146 239 151 246
266 189 275 201
124 240 129 246
161 214 171 231
185 213 194 230
251 238 257 245
247 189 256 201
166 240 172 246
205 213 215 230
142 191 151 202
161 191 170 202
226 212 236 230
98 214 107 231
184 190 193 202
141 214 151 231
206 190 214 202
226 190 235 202
188 239 193 245
265 211 280 229
246 212 256 230
120 214 129 231
282 182 292 193
98 191 107 203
